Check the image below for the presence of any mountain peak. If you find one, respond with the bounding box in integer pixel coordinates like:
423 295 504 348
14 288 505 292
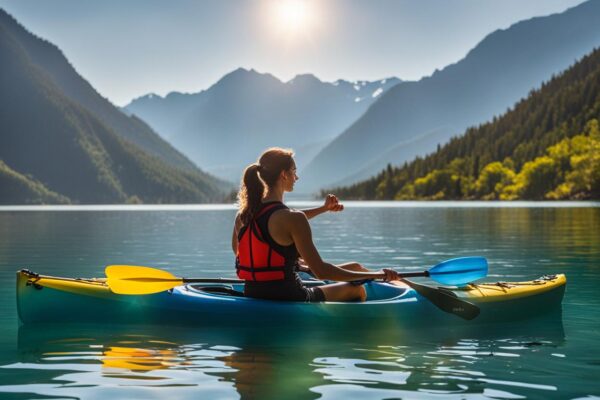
214 67 281 88
139 93 162 101
288 74 322 85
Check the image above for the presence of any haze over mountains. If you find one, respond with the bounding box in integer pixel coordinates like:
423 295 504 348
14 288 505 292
2 1 599 204
301 0 600 191
0 9 228 204
124 72 400 182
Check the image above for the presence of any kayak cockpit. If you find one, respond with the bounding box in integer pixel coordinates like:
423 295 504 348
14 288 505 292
186 281 411 303
189 284 245 297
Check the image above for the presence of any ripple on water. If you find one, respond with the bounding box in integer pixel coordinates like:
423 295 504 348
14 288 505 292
312 357 411 385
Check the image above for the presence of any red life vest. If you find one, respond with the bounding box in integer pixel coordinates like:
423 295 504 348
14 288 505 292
236 202 298 281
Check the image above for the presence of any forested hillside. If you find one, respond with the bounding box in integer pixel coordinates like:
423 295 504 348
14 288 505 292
304 0 600 191
328 48 600 201
0 9 229 204
0 161 69 204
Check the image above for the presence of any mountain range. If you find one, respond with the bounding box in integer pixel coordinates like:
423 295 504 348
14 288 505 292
0 9 228 204
124 71 400 182
3 1 600 203
300 0 600 191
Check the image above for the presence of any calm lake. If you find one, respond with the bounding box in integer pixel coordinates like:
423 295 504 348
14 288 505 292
0 202 599 399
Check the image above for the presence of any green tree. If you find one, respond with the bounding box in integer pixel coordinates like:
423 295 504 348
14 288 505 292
413 170 458 199
503 156 558 199
548 119 600 198
475 162 516 199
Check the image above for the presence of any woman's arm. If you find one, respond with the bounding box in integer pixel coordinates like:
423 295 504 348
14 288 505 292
301 194 344 220
287 212 398 282
301 205 327 220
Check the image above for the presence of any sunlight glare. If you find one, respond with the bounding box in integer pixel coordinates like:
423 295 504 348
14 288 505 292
273 0 312 35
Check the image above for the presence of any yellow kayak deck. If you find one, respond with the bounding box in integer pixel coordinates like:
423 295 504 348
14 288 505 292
458 274 566 303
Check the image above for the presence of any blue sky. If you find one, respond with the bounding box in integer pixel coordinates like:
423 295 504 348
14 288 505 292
0 0 585 106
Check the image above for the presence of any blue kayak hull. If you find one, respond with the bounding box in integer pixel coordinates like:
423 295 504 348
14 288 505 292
16 270 566 327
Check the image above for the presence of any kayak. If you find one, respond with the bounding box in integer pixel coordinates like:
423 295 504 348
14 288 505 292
16 269 566 327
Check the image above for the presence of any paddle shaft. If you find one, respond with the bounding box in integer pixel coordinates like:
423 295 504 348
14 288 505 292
181 271 429 285
182 277 255 284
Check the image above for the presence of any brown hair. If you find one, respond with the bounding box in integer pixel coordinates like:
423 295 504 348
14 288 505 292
237 147 294 225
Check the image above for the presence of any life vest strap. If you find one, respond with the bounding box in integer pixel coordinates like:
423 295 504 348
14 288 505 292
248 224 256 281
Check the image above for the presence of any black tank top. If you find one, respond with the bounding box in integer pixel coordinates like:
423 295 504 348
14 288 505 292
253 201 298 263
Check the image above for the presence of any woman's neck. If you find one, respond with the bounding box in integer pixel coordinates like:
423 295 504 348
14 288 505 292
263 186 284 203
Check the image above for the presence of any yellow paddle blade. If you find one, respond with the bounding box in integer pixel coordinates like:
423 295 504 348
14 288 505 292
105 265 177 280
105 265 183 295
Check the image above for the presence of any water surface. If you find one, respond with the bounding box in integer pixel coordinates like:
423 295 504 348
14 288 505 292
0 202 598 399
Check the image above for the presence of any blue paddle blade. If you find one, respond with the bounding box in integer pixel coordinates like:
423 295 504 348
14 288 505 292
428 257 488 286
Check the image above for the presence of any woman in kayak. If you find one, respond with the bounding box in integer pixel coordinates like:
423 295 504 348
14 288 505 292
232 147 399 302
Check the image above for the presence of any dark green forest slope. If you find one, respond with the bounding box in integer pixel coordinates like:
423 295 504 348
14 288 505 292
0 10 228 204
0 9 199 173
0 160 69 204
328 48 600 201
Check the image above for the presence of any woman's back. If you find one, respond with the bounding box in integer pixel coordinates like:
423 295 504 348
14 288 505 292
233 147 398 303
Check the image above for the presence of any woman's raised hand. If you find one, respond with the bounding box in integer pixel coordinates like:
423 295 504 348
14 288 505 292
323 194 344 212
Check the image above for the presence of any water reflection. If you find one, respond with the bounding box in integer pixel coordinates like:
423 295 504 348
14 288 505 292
2 317 566 400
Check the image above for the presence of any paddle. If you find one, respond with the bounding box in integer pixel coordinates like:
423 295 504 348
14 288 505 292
351 256 486 320
105 257 487 295
398 279 481 320
349 256 488 286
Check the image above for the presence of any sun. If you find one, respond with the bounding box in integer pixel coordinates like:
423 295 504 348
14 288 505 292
261 0 324 47
272 0 313 36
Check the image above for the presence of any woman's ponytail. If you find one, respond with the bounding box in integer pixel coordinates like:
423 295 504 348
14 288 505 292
238 163 264 225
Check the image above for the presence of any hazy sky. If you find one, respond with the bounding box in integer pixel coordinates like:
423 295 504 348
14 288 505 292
0 0 585 106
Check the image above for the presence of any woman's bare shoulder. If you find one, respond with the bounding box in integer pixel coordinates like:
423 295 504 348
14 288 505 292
271 207 307 225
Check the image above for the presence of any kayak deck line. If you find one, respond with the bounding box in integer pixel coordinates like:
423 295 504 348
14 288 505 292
21 269 107 285
472 274 562 289
460 274 566 302
19 269 113 301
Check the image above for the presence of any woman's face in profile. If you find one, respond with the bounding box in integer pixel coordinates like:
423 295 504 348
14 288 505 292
284 161 298 192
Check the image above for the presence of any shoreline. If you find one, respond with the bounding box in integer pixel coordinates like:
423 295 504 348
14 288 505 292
0 200 599 212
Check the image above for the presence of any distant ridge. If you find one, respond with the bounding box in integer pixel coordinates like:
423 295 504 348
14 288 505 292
124 68 401 183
